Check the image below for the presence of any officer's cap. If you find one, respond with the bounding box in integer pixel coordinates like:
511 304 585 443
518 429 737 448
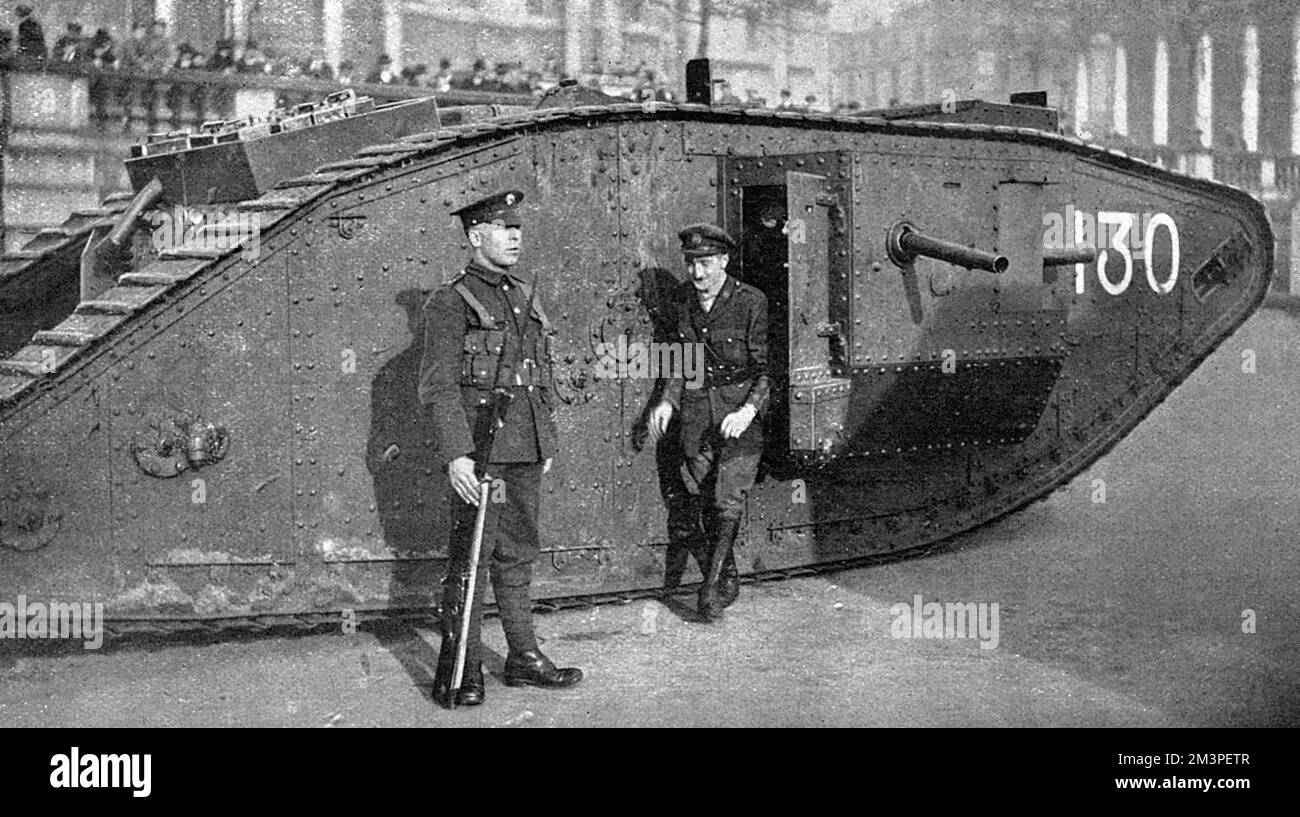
452 190 525 230
678 223 736 258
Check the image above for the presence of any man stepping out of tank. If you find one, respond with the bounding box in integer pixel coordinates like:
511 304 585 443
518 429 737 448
648 223 770 621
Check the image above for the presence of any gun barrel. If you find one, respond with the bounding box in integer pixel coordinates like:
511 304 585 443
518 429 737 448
1042 247 1097 266
106 177 164 249
888 222 1008 274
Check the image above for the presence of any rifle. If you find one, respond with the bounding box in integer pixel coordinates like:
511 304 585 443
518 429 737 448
448 477 491 706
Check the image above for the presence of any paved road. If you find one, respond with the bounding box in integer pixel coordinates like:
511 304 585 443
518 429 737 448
2 307 1297 727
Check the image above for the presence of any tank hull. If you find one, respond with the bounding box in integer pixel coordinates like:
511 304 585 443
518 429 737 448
0 105 1272 630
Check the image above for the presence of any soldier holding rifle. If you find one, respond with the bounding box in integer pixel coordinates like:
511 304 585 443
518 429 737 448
418 190 582 709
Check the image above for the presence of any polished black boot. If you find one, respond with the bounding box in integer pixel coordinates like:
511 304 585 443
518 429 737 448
432 632 487 708
663 537 691 590
458 661 485 706
663 494 706 592
718 547 740 609
432 575 485 709
698 517 740 622
503 649 584 689
663 522 707 591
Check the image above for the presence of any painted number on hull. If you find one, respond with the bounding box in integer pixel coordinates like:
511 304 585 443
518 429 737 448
1069 211 1180 295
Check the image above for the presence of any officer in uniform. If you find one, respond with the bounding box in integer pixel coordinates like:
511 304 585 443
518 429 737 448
419 189 582 708
648 224 769 621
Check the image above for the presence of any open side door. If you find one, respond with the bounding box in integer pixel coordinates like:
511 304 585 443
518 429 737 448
716 151 855 457
784 170 854 454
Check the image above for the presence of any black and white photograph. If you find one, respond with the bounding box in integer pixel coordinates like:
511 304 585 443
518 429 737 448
0 0 1293 761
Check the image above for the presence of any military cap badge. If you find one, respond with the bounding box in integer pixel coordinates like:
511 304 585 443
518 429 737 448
678 223 737 258
453 189 525 229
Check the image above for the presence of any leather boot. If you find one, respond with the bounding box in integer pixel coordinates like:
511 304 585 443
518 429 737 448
664 522 707 591
458 661 485 706
432 639 485 708
718 547 740 609
432 575 484 709
663 495 705 591
503 649 583 689
698 517 740 622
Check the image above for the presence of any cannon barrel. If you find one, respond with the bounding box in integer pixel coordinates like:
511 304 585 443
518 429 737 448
887 222 1009 273
1043 247 1097 266
105 177 164 249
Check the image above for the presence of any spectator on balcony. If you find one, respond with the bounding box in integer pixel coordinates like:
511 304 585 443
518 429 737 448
432 58 453 92
525 70 543 95
237 39 268 74
487 61 512 93
714 80 741 105
416 63 444 88
13 4 45 63
536 59 559 93
652 71 673 102
173 41 199 70
89 27 117 70
633 68 663 103
774 88 794 110
263 48 292 77
365 53 397 84
402 62 428 86
119 22 146 70
452 57 489 91
140 19 174 73
53 21 88 62
336 59 356 85
305 57 334 81
207 38 235 73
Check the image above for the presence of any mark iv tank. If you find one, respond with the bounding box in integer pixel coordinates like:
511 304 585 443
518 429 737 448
0 86 1273 636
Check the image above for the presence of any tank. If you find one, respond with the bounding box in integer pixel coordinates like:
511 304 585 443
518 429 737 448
0 88 1273 636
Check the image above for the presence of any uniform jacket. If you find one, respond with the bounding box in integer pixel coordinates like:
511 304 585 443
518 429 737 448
419 262 558 466
661 275 770 457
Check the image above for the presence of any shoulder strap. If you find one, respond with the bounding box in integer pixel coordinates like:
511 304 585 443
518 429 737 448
453 281 499 328
511 278 554 333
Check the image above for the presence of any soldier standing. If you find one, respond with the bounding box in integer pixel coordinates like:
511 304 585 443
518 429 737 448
648 224 770 621
419 190 582 709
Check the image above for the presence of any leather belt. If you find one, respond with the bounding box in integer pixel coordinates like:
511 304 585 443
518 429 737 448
696 366 757 390
496 358 543 388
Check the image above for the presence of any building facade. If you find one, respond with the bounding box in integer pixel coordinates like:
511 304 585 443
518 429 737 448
19 0 836 103
832 0 1300 290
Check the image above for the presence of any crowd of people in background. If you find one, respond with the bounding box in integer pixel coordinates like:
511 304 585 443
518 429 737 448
0 4 846 111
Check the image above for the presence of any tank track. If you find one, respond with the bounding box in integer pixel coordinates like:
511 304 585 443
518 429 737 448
94 537 960 645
